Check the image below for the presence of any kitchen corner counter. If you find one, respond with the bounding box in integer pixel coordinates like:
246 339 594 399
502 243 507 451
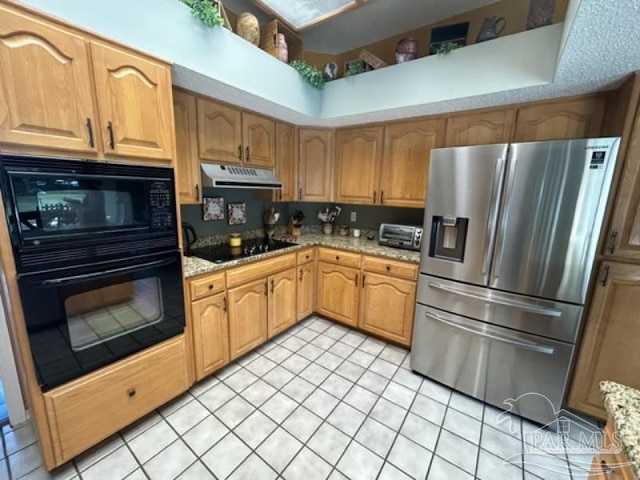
183 234 420 278
600 381 640 477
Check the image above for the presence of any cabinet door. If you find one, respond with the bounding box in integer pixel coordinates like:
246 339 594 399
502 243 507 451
299 129 332 201
91 42 173 161
267 268 296 338
380 119 444 208
316 262 359 327
275 123 296 202
513 97 606 142
445 109 515 147
191 292 229 380
297 263 314 321
243 112 275 168
173 90 200 204
197 98 242 164
359 272 415 346
227 278 268 360
0 5 97 153
334 127 383 204
568 262 640 419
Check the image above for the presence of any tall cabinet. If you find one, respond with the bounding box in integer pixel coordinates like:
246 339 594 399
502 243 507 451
298 128 333 201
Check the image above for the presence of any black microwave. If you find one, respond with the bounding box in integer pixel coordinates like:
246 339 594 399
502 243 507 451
0 154 179 274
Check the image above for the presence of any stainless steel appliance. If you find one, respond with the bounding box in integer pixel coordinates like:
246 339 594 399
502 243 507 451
0 154 184 391
378 223 423 251
411 138 620 426
200 163 283 189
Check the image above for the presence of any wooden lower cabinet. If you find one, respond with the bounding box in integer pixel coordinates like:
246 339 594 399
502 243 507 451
191 292 229 380
359 272 415 346
227 278 268 360
297 262 315 320
589 421 636 479
316 262 360 327
44 335 188 464
569 262 640 419
267 268 297 337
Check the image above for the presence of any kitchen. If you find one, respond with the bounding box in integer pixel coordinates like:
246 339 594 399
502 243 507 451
1 0 634 478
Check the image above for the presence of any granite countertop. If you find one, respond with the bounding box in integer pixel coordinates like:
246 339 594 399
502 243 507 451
183 233 421 278
600 381 640 476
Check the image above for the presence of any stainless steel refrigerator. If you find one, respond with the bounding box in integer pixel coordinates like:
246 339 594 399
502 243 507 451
411 138 620 426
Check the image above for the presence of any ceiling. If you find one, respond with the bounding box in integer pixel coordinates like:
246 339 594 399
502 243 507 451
222 0 500 53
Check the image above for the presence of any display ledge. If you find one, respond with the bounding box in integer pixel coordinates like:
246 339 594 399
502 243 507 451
600 381 640 478
183 234 420 278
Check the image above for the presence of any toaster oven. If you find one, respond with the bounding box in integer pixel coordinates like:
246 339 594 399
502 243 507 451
378 223 423 251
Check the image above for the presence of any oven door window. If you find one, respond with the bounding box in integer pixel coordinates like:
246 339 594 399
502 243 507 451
66 278 163 351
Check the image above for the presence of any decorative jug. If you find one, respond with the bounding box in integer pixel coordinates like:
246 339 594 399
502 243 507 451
476 16 506 43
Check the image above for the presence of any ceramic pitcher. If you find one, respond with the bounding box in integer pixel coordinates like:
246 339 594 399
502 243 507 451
476 15 506 43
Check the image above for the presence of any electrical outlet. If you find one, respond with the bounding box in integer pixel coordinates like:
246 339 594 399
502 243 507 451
350 211 357 222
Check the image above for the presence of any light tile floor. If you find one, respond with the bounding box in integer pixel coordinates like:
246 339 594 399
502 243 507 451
0 315 599 480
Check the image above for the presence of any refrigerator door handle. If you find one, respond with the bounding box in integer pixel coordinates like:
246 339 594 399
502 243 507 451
482 158 505 276
428 281 563 317
424 311 556 355
492 156 517 282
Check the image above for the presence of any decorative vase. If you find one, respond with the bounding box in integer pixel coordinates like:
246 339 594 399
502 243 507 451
275 33 288 63
395 37 419 63
237 12 260 46
323 62 338 81
476 16 506 42
322 222 333 235
526 0 555 30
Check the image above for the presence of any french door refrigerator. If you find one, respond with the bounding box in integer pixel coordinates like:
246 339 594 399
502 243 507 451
411 138 620 426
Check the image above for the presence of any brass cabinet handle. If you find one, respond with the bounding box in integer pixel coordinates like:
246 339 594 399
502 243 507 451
381 191 384 204
362 274 366 287
271 279 275 294
107 121 115 149
373 191 377 203
127 388 136 398
386 265 391 271
245 146 250 162
600 459 613 475
299 269 303 281
264 281 268 296
355 274 358 286
335 256 340 261
208 284 214 290
223 296 227 312
298 188 302 200
601 265 610 286
86 118 94 148
195 184 200 202
609 231 618 254
238 145 242 160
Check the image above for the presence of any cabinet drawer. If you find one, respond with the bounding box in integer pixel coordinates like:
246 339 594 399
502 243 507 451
297 248 315 265
226 253 296 288
190 272 226 300
362 256 418 280
44 335 188 463
318 247 361 268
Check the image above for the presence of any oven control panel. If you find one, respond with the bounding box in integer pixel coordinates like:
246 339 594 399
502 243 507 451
150 181 173 228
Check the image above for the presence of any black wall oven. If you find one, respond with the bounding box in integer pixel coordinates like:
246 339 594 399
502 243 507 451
0 154 185 391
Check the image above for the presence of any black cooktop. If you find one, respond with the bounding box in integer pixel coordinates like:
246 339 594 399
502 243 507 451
188 238 297 264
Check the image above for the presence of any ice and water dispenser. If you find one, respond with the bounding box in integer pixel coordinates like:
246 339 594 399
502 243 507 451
428 215 468 262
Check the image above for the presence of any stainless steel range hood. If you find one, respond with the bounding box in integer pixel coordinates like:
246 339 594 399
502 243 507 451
201 163 283 189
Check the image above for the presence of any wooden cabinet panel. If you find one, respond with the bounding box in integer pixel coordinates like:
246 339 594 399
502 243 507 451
190 272 226 301
242 112 275 168
380 119 444 208
191 293 229 380
445 109 515 147
44 336 187 463
297 248 315 265
316 262 359 327
197 98 242 164
173 90 200 204
589 421 636 480
299 128 332 201
228 278 268 360
317 247 361 268
275 123 296 202
569 262 640 419
0 5 97 153
513 97 606 142
359 272 415 346
334 127 383 204
91 42 173 161
268 268 296 338
297 263 314 321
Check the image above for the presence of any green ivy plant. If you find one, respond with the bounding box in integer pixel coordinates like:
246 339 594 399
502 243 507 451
432 40 462 55
289 60 325 90
344 60 366 77
181 0 224 27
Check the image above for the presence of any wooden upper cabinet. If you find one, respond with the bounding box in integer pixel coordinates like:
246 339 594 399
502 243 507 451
91 42 174 161
513 97 606 142
197 98 242 164
568 262 640 419
299 128 333 201
0 5 97 153
381 119 444 208
173 90 200 204
445 109 515 147
242 112 275 168
275 123 296 202
334 127 384 204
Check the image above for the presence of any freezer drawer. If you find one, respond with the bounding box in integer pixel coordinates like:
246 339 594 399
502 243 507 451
411 304 574 426
417 274 583 343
